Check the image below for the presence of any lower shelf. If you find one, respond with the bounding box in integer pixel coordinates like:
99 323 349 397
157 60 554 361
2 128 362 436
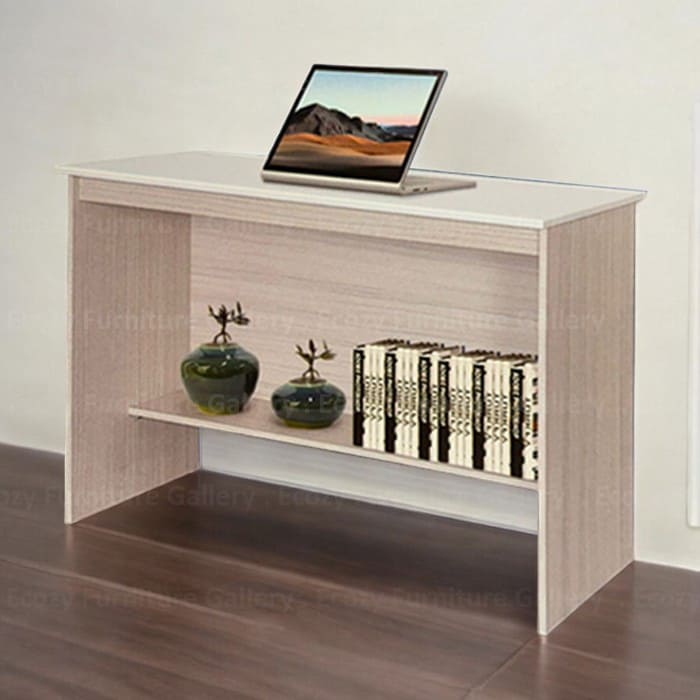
128 392 539 492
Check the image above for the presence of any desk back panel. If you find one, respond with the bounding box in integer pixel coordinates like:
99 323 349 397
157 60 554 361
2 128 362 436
190 216 539 402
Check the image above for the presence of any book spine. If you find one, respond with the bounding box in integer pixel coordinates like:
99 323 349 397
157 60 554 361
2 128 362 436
352 346 365 447
429 352 441 462
500 359 511 475
408 348 419 458
510 366 524 478
418 353 431 460
365 344 374 449
472 361 486 470
454 356 465 467
463 358 474 469
484 359 495 472
437 358 450 463
395 347 405 456
369 345 379 450
492 357 503 473
522 362 539 480
384 349 397 453
375 346 386 452
448 356 460 466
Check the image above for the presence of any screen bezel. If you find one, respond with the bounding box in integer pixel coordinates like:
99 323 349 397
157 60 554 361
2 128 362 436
262 64 446 183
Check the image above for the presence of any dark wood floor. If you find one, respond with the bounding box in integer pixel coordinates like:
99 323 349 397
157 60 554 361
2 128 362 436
0 443 698 698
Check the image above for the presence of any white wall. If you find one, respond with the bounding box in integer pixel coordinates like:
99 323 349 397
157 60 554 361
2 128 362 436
1 0 698 569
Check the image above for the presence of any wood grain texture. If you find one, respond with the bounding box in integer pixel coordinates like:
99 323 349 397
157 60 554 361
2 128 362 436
537 205 635 634
67 184 198 522
129 392 539 491
78 178 541 255
190 215 539 401
0 620 237 700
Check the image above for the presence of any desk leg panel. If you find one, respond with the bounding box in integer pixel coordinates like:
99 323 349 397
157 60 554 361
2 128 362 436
538 205 635 634
66 178 198 523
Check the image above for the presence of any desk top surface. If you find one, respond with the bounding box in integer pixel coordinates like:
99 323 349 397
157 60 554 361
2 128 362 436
59 151 645 229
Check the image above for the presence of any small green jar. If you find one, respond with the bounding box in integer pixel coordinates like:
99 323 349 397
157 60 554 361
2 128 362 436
271 378 346 428
181 343 259 415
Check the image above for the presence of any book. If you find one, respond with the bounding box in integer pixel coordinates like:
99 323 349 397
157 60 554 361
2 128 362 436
384 347 398 453
522 359 539 481
356 339 396 450
509 361 525 478
418 351 431 459
352 344 365 446
501 357 512 474
498 354 530 475
406 346 418 457
429 347 460 462
484 356 500 472
472 358 487 470
460 351 489 469
454 353 466 466
409 343 435 458
353 338 538 481
395 342 436 458
373 343 390 450
448 352 468 466
372 339 402 449
437 356 451 463
364 343 375 448
395 343 412 457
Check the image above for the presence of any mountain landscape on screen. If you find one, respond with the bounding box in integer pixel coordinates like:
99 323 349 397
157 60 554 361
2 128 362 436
267 68 438 180
269 103 418 179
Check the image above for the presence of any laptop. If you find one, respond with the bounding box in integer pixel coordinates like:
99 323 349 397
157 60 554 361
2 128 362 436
261 65 476 195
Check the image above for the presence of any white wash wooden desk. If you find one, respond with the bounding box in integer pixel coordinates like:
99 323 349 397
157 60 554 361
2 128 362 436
59 151 644 634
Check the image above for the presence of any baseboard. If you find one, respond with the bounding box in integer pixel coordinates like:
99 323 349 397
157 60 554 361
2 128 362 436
200 429 538 534
634 555 700 574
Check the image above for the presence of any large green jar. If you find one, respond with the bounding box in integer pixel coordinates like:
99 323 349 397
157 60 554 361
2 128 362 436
181 343 259 415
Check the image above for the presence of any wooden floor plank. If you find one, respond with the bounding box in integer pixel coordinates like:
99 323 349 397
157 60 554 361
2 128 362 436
468 638 700 700
545 562 700 683
82 470 537 626
470 563 700 699
0 444 537 697
0 618 241 700
2 443 699 700
0 513 536 690
0 559 468 699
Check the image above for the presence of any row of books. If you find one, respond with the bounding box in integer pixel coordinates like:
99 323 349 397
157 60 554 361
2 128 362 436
352 339 538 480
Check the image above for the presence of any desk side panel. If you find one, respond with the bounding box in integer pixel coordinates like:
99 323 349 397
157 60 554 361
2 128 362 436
538 205 635 634
66 178 198 523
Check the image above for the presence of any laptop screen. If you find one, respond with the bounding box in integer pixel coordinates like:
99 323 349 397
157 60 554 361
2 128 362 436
263 65 445 183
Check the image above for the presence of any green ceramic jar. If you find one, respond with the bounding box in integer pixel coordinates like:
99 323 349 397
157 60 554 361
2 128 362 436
271 378 346 428
181 342 259 415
